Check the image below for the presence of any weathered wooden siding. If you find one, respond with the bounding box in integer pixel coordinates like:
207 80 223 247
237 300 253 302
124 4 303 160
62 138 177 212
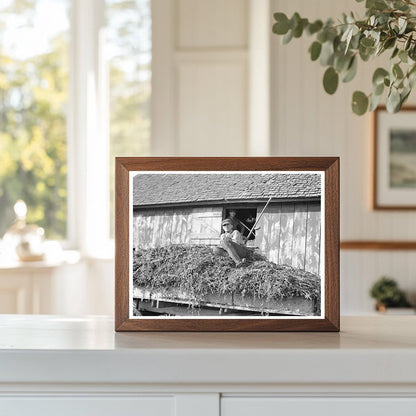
190 207 223 245
279 202 294 267
255 201 321 275
257 204 281 263
305 202 321 274
133 207 222 249
293 202 308 270
134 202 321 275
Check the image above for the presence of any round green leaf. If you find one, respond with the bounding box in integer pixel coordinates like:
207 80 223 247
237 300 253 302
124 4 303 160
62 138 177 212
391 47 399 59
408 64 416 81
325 27 338 42
367 0 388 11
393 0 409 11
405 34 413 51
399 50 408 63
282 29 293 44
352 91 369 115
359 44 375 62
317 30 328 43
408 70 416 89
342 56 357 83
384 37 396 50
293 18 308 38
369 92 383 112
400 88 411 107
320 41 335 66
273 13 290 35
409 63 416 74
323 67 339 95
360 37 375 48
393 63 404 79
309 41 322 61
290 12 301 29
307 20 323 35
373 82 384 96
387 87 401 113
409 45 416 61
334 52 352 73
372 68 389 86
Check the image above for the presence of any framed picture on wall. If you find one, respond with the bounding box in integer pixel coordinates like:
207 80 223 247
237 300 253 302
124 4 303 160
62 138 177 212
374 106 416 209
115 157 339 332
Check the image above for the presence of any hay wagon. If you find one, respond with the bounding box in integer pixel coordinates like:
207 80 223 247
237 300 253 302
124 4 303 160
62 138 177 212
133 286 318 316
132 244 321 317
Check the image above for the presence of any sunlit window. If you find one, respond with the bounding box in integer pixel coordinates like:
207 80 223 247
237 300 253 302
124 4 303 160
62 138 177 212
0 0 70 239
0 0 151 247
106 0 151 237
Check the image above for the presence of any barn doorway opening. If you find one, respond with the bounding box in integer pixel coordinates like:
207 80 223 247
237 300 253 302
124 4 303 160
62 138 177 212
224 207 257 240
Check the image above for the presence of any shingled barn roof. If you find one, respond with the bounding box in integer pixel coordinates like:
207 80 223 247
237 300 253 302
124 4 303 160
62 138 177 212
133 173 321 207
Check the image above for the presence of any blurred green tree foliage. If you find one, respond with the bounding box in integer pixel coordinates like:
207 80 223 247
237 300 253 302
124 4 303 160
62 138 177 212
0 0 151 239
0 0 69 238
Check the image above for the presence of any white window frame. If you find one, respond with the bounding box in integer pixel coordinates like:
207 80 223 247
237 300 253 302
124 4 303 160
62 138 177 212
68 0 111 258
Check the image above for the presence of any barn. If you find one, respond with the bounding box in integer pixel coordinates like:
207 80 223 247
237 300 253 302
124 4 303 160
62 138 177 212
132 173 321 275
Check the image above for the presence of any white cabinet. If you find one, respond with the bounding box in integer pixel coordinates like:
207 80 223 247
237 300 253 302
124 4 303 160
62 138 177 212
2 397 175 416
0 260 84 314
0 265 59 314
1 316 416 415
0 255 114 315
222 398 416 416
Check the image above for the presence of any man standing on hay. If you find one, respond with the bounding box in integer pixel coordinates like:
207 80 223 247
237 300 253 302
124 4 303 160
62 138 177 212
213 218 247 267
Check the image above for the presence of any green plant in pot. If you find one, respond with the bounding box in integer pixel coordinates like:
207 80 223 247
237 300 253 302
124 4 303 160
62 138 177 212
369 276 412 311
272 0 416 115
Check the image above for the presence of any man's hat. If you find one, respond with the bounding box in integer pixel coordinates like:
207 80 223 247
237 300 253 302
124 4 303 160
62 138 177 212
222 218 233 226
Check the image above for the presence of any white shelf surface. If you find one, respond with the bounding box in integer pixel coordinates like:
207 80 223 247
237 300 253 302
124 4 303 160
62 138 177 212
0 315 415 387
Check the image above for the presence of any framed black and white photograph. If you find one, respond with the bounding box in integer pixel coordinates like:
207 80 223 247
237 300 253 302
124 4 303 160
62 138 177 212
115 157 339 332
374 106 416 210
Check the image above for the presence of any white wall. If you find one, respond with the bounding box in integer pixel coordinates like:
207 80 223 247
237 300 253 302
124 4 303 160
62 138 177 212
152 0 250 156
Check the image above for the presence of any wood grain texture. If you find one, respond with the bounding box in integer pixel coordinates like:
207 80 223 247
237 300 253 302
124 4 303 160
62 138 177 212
180 209 191 243
115 159 130 330
279 202 294 266
268 204 281 265
257 205 271 259
340 241 416 250
115 157 339 332
305 202 321 275
171 210 182 244
152 211 160 245
292 202 307 270
256 202 318 268
324 158 340 331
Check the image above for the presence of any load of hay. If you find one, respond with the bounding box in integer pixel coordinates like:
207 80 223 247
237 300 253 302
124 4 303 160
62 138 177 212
133 245 320 307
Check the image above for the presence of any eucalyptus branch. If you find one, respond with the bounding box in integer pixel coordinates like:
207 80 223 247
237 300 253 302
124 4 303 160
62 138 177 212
272 0 416 115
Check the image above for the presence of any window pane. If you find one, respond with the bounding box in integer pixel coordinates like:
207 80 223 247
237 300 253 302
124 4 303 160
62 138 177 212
106 0 151 237
0 0 70 239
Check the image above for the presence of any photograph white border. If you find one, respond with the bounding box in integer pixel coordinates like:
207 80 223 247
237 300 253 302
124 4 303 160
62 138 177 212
129 171 325 320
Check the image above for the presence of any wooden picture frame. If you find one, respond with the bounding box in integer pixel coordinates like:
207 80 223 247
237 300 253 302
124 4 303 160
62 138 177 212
373 106 416 210
115 157 339 332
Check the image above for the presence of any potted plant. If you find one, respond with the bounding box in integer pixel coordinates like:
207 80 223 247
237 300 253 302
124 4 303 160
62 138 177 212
272 0 416 115
369 276 412 312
